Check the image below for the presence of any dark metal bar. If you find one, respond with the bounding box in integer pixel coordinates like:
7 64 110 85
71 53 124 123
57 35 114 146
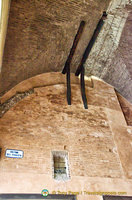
0 194 76 200
80 67 88 109
75 12 107 76
62 21 85 74
66 65 71 105
62 21 85 106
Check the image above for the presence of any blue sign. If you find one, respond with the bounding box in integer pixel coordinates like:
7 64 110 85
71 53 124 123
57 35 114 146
5 149 24 158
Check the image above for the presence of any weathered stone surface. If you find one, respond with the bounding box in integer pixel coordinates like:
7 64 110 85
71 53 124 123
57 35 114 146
119 5 132 78
0 89 34 118
85 0 132 103
0 0 110 94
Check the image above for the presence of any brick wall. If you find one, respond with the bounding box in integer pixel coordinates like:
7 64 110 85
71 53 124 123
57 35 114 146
0 73 132 197
0 0 110 94
85 0 132 103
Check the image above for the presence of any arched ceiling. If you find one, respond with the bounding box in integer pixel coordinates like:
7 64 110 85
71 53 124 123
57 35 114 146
85 0 132 103
0 0 132 103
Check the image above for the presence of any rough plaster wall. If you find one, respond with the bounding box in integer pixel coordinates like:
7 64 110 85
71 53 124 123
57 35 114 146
85 0 132 103
0 0 110 95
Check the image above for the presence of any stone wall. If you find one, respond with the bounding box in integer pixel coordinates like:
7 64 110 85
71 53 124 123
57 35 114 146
0 72 132 199
85 0 132 103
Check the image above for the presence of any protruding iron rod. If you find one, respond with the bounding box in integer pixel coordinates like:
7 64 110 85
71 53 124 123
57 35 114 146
62 21 85 74
81 66 88 109
66 65 71 105
62 21 85 106
75 12 107 76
